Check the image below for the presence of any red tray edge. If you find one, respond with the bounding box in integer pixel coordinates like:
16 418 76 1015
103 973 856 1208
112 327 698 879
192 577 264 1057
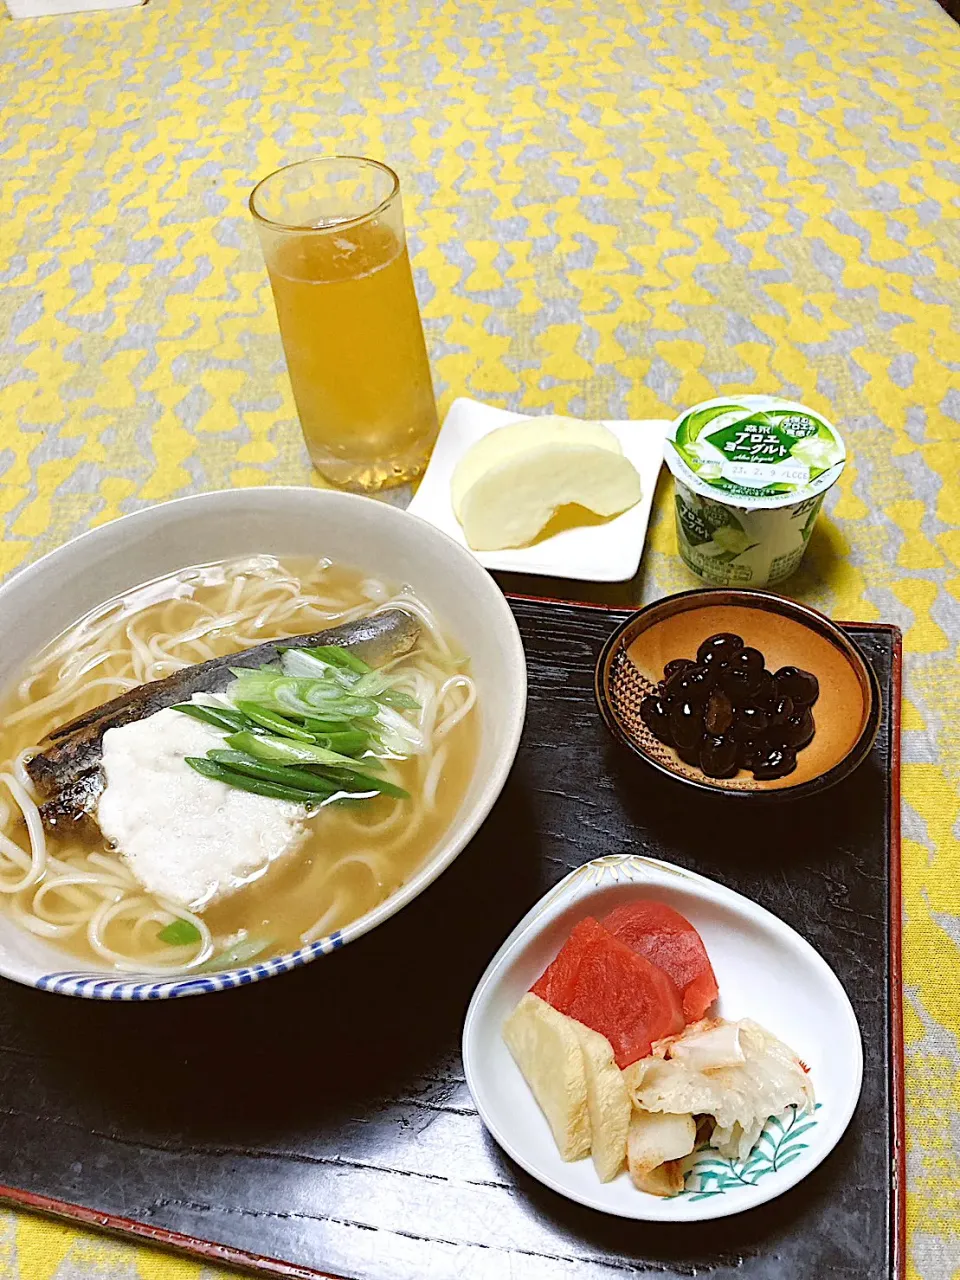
888 627 906 1280
0 601 907 1280
0 1188 336 1280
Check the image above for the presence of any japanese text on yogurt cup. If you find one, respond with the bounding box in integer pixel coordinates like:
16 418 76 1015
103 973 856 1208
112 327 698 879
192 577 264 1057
665 397 846 588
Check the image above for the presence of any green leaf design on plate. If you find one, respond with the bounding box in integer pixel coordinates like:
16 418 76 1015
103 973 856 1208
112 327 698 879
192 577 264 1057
773 1147 808 1171
680 1104 821 1200
780 1120 818 1144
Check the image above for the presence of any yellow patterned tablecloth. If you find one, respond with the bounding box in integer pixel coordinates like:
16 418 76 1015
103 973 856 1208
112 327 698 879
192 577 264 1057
1 0 959 1275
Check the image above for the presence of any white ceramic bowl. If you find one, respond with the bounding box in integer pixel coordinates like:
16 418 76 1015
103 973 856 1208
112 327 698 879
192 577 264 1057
463 854 862 1221
0 488 526 999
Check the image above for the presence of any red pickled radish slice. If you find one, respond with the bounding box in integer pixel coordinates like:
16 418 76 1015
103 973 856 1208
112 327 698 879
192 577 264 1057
601 900 719 1022
530 916 685 1068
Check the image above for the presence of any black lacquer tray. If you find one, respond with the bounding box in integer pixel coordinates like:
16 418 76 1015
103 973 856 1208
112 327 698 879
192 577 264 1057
0 598 904 1280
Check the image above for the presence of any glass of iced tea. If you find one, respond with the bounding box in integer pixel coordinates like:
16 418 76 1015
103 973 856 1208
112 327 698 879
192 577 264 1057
250 157 439 492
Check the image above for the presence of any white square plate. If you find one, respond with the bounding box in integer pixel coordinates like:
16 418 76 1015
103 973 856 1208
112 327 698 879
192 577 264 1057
407 398 670 582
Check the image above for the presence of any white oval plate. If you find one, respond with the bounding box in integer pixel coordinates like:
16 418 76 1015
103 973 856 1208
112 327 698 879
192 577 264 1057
462 854 863 1221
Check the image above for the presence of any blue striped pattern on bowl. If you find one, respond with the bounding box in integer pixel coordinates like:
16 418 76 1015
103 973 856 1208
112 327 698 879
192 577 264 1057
36 930 345 1000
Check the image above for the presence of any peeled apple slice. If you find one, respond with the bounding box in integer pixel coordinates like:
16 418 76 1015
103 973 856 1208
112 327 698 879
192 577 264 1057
502 992 592 1161
451 416 642 552
451 417 621 519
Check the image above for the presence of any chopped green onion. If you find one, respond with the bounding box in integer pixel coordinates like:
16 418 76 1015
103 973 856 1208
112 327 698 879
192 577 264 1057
303 696 380 718
338 750 385 772
201 704 252 731
302 715 359 734
304 644 372 674
276 650 333 679
192 647 425 807
379 688 420 711
235 701 316 742
172 703 241 733
185 756 323 803
158 918 202 946
224 731 368 770
195 934 274 972
315 730 370 756
230 670 381 718
207 750 339 795
321 767 410 800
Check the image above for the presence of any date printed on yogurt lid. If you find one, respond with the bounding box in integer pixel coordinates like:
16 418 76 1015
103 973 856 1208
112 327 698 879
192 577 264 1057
665 397 846 509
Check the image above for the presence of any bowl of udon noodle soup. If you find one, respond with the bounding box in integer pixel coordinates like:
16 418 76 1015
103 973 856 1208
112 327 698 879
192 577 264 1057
0 487 526 999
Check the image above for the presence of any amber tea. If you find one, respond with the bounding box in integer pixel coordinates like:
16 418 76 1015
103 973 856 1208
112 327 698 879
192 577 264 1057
251 158 439 492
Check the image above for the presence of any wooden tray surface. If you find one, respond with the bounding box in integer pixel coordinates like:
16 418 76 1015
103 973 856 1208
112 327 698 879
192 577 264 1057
0 599 903 1280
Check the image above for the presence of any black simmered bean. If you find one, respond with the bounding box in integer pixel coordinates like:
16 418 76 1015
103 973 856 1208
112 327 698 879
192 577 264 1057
704 689 734 735
699 733 738 778
752 670 777 709
768 694 795 725
774 665 820 707
670 699 705 752
735 735 764 770
640 695 673 744
636 633 818 784
731 705 769 740
663 657 696 683
752 745 798 780
777 707 816 749
665 662 715 703
696 632 744 669
729 646 764 677
675 740 703 767
719 662 763 702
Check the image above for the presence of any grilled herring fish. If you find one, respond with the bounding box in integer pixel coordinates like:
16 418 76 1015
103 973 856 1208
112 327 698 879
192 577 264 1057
26 609 420 830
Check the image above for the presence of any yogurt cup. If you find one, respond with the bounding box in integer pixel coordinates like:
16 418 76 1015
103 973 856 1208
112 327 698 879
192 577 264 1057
664 396 846 588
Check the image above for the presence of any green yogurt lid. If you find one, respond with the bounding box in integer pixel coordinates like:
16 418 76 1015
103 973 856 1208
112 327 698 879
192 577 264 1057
665 396 846 508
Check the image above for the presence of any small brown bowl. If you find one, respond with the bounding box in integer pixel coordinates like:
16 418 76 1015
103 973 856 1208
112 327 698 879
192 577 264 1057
595 588 881 800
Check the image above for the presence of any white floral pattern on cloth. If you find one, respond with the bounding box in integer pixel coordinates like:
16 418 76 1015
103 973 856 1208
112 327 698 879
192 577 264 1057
1 0 959 1275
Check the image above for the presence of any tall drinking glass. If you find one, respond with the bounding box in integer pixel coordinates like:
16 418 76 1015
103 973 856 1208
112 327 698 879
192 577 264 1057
250 157 439 492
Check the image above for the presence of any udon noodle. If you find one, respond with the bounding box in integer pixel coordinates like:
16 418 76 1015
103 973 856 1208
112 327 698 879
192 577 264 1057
0 556 478 973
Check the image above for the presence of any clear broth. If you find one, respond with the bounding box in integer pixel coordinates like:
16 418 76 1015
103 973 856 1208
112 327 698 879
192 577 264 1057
0 557 478 971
